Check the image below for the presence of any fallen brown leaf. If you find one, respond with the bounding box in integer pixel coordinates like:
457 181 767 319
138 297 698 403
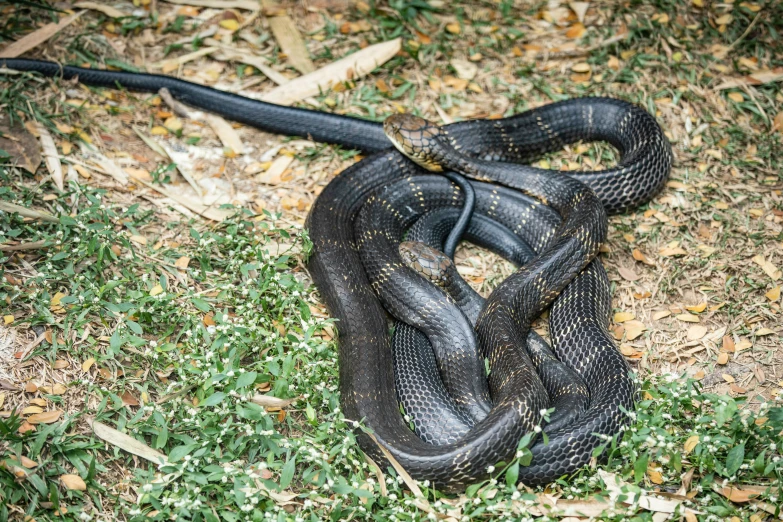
60 474 87 491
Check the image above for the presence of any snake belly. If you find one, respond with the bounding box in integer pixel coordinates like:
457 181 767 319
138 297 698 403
0 59 671 489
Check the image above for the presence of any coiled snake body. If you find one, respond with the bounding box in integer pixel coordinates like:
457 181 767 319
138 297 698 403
2 59 673 490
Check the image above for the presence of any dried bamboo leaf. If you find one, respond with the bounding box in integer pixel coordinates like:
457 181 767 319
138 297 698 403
87 417 169 465
0 201 58 223
262 0 314 74
262 38 401 105
36 122 63 191
0 12 83 58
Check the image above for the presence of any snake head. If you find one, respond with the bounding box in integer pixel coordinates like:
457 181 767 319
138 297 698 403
384 114 445 172
399 241 453 287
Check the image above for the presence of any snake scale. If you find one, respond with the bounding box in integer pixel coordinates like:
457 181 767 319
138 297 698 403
2 59 673 490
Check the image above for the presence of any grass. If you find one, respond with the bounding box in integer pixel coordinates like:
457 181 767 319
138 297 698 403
1 0 782 520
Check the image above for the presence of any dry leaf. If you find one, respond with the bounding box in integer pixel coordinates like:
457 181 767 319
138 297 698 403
121 391 140 406
149 284 164 296
687 325 707 340
618 266 640 281
74 2 126 17
205 114 244 155
624 320 646 340
765 286 780 301
262 39 401 106
752 255 781 280
175 256 191 270
451 58 478 80
633 249 655 265
35 123 63 191
614 312 635 323
685 303 707 313
0 12 82 58
683 435 699 453
722 374 735 383
773 112 783 134
251 394 297 408
565 23 586 39
0 120 41 173
264 1 314 74
676 313 700 323
660 246 687 257
257 155 294 184
27 410 62 424
754 328 775 336
647 467 664 484
87 417 168 465
717 352 729 365
82 358 95 372
60 474 87 491
653 310 671 320
718 485 769 503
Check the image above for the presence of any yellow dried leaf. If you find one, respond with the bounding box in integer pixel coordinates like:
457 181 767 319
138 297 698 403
175 256 191 270
754 328 775 336
60 474 87 491
150 126 168 135
728 92 744 102
3 315 13 325
219 19 239 31
129 235 147 246
647 467 664 484
22 406 44 415
686 303 707 313
149 284 163 296
676 313 700 323
693 370 705 380
613 312 635 323
683 435 699 453
652 310 671 320
654 13 669 24
82 357 95 372
446 22 461 34
766 286 780 301
717 352 729 365
565 23 586 39
722 373 735 383
571 62 591 73
773 112 783 134
752 255 781 280
164 116 182 132
51 383 67 395
736 339 752 351
715 14 733 25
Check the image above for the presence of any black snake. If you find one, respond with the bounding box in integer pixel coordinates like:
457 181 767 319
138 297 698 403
2 59 673 490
